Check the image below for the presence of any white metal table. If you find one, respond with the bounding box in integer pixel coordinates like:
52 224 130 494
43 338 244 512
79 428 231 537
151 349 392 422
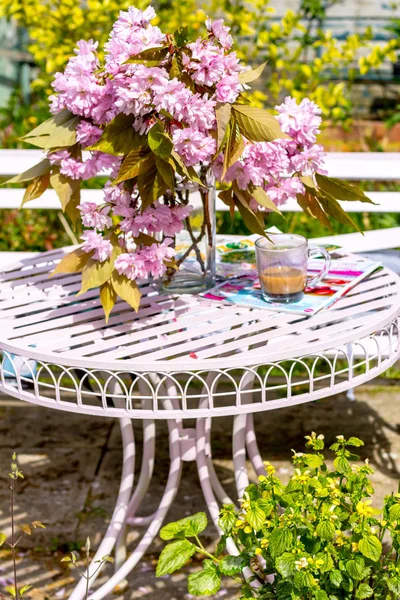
1 247 400 599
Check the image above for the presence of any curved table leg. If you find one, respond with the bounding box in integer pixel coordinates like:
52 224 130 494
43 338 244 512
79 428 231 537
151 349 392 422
89 416 182 599
68 417 135 600
114 381 156 582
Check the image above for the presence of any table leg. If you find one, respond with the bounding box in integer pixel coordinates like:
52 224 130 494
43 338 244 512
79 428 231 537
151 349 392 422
68 416 135 600
87 416 182 600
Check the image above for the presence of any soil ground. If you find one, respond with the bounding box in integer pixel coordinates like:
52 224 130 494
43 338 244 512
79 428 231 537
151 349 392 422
1 377 400 599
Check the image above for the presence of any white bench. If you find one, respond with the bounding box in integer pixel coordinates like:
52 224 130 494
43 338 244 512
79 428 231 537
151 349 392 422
1 149 399 266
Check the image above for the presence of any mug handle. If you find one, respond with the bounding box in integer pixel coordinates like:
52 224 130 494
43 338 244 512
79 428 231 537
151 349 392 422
307 247 331 288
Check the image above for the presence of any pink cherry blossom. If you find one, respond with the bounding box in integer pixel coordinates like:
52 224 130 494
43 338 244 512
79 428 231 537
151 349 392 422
76 121 103 147
81 231 113 262
206 18 234 49
78 202 112 230
172 127 216 166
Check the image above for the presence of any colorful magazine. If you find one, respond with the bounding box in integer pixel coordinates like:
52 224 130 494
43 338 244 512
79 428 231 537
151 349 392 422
203 254 381 316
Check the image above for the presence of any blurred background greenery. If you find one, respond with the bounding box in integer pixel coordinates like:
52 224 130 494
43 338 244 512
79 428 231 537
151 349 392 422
1 0 400 250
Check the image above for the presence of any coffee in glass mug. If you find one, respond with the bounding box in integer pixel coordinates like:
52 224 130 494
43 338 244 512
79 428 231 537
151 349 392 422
255 234 331 304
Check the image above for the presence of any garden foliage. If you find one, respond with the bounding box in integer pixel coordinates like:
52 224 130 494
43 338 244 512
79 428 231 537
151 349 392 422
158 433 400 599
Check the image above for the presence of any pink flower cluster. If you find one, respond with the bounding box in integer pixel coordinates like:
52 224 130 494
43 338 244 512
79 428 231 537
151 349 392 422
114 240 175 280
45 6 328 286
119 203 193 237
48 149 119 180
222 96 326 207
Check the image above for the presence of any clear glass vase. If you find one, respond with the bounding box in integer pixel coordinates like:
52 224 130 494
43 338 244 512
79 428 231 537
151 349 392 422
161 168 216 294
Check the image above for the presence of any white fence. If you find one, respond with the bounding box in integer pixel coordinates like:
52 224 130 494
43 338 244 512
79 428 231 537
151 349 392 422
1 150 400 260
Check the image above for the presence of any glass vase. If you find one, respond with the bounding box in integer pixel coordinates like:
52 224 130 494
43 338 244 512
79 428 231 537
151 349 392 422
161 168 216 294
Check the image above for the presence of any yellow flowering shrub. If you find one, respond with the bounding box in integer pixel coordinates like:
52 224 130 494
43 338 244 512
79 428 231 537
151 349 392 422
1 0 399 136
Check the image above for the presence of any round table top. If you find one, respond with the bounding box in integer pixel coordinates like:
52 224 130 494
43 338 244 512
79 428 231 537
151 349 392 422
0 246 399 419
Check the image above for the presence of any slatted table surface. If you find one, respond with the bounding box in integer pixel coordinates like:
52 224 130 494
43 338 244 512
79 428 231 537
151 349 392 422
0 247 399 418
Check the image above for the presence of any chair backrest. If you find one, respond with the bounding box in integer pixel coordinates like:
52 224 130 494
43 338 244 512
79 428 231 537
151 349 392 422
1 149 399 213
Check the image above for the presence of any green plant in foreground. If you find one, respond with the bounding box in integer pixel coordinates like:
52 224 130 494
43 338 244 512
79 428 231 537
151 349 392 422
61 537 113 600
157 434 400 598
0 454 45 600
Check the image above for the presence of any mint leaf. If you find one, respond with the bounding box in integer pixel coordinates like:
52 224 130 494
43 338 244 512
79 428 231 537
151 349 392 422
358 535 382 562
389 504 400 521
246 505 265 531
219 554 247 576
330 569 343 587
160 513 208 540
346 557 365 580
276 552 296 578
156 539 196 576
269 528 293 558
316 520 335 540
188 560 221 596
355 583 373 598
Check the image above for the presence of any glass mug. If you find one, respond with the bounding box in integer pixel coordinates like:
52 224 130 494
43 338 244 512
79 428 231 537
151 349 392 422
255 234 331 304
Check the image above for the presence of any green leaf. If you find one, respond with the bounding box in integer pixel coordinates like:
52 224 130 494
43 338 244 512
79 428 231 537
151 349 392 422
188 560 221 596
124 47 169 66
137 154 167 209
238 62 267 85
330 569 343 587
276 552 296 578
355 583 373 598
49 247 90 277
347 437 364 447
215 103 232 150
269 528 293 558
222 121 244 176
346 557 365 580
387 577 400 595
316 190 362 233
100 281 117 324
315 591 328 600
50 171 81 223
218 506 236 535
320 552 334 573
156 539 196 577
160 513 208 540
21 173 50 207
89 113 144 155
20 585 33 596
232 104 287 143
174 26 189 47
219 554 247 576
148 121 173 158
0 532 6 546
389 504 400 521
316 174 374 203
5 585 16 597
358 535 382 562
21 109 79 149
3 159 51 185
111 272 141 311
61 556 72 562
251 186 282 214
113 147 150 184
334 455 351 475
215 534 227 557
234 193 266 237
155 157 175 191
170 150 205 187
21 524 31 535
246 505 265 531
79 246 121 295
305 454 324 469
316 520 335 540
296 190 332 230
